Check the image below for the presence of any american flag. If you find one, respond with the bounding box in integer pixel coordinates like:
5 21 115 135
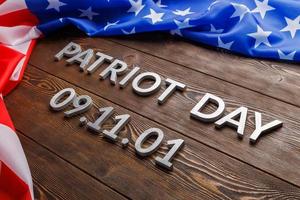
0 0 299 199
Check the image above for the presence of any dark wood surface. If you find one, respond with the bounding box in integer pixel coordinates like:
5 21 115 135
4 29 300 199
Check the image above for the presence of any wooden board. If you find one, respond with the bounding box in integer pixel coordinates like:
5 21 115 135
19 133 125 200
4 29 300 199
110 33 300 107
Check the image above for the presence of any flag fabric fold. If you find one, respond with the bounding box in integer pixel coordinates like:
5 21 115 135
0 0 299 199
0 0 38 199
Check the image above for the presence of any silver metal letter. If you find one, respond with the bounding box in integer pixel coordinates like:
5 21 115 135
66 49 94 71
87 52 113 74
49 88 76 111
64 95 93 118
155 139 185 170
119 66 140 88
215 106 248 138
132 72 162 96
99 59 128 85
135 128 164 157
157 78 186 104
103 114 131 142
87 107 114 134
55 42 82 61
190 93 225 122
249 112 283 143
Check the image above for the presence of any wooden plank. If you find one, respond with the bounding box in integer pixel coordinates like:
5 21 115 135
28 36 300 186
5 66 300 199
33 181 58 200
109 33 300 107
18 133 126 200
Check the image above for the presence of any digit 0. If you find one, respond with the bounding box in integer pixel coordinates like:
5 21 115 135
49 88 76 111
135 128 164 157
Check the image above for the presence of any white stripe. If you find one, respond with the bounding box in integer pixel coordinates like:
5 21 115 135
6 40 31 54
7 40 33 81
10 57 26 81
0 0 27 16
0 25 41 46
0 124 33 200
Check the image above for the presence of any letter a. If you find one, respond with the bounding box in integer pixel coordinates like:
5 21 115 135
215 106 248 138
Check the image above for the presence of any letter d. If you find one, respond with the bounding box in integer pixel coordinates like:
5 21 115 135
190 93 225 122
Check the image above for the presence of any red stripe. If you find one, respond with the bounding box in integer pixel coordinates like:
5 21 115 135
0 97 14 130
0 44 24 94
0 9 38 27
0 162 31 200
3 40 36 95
0 0 5 5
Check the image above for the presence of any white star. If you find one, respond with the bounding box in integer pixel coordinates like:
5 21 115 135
122 27 136 35
174 18 194 29
143 9 164 24
230 3 250 22
251 0 275 19
156 0 167 8
170 18 194 36
280 16 300 38
173 7 194 16
170 29 183 36
104 20 119 31
210 24 223 33
277 50 296 60
79 7 99 20
127 0 145 16
46 0 66 12
218 37 234 50
247 25 272 48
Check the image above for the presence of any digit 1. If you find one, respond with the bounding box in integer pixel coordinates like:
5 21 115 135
103 114 131 142
87 107 114 134
135 128 164 157
155 139 185 171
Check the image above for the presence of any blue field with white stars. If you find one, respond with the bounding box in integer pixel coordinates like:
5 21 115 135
25 0 300 61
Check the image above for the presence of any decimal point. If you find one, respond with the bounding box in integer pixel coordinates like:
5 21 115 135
79 117 88 126
121 138 129 148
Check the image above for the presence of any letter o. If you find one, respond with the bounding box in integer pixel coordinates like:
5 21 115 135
132 72 162 96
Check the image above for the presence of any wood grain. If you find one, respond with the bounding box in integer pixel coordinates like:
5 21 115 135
18 133 126 200
109 33 300 107
5 66 300 199
33 181 58 200
28 35 300 187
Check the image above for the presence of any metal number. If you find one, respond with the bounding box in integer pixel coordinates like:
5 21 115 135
103 114 131 142
155 139 185 170
87 107 114 133
64 95 93 118
49 88 76 111
135 128 164 157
